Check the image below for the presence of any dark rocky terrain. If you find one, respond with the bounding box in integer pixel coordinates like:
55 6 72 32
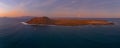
26 16 114 26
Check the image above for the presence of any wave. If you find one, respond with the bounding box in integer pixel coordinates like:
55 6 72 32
20 22 57 26
21 22 38 25
20 22 74 27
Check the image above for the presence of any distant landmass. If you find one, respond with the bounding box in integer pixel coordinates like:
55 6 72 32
25 16 114 26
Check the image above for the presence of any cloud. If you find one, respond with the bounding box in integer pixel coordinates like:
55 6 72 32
30 0 57 8
0 2 12 17
0 2 9 8
0 0 120 18
47 8 120 18
0 0 56 17
1 8 45 17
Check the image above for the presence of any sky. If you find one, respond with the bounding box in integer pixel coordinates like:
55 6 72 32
0 0 120 18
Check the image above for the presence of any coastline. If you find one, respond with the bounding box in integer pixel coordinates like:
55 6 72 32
24 17 114 26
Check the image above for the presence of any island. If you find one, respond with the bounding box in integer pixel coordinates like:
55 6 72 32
25 16 114 26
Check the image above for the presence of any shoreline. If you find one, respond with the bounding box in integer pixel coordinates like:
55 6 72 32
24 17 114 26
21 22 114 26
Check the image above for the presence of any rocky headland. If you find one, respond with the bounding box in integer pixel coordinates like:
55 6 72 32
26 16 114 26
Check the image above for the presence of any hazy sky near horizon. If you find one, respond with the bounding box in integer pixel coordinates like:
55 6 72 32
0 0 120 18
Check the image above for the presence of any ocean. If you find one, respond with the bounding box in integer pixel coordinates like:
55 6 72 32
0 17 120 48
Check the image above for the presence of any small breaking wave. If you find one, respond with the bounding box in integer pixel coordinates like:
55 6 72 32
21 22 37 25
20 22 73 27
21 22 28 25
20 22 57 26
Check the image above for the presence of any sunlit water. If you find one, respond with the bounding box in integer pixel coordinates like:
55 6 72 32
0 18 120 48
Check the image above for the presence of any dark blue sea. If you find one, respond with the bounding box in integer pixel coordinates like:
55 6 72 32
0 17 120 48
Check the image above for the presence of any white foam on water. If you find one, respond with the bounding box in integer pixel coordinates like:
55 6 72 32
20 22 37 25
20 22 57 26
20 22 82 27
21 22 28 25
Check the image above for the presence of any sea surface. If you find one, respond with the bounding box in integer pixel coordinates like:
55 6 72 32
0 17 120 48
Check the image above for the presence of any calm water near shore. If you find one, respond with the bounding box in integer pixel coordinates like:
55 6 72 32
0 18 120 48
